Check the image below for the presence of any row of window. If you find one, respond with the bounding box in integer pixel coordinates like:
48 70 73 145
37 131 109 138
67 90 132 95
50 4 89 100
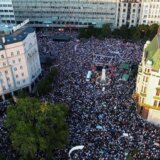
1 79 26 91
2 58 21 67
1 72 24 82
154 100 160 107
0 51 20 59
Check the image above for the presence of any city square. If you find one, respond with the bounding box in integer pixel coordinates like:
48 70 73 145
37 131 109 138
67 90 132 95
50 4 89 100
37 30 160 159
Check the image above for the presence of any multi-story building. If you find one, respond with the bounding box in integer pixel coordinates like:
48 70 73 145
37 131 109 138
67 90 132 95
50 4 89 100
0 0 160 28
117 0 141 27
135 27 160 125
12 0 119 28
0 26 41 101
139 0 160 25
0 0 15 24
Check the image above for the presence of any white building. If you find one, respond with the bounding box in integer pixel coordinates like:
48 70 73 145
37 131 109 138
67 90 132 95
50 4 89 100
12 0 119 28
0 0 15 24
117 0 141 27
0 27 41 101
135 27 160 125
139 0 160 25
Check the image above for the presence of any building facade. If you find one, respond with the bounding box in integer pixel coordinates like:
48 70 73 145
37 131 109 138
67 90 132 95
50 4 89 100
1 0 160 28
0 0 15 24
117 0 141 27
139 0 160 25
0 27 41 101
12 0 119 28
135 28 160 125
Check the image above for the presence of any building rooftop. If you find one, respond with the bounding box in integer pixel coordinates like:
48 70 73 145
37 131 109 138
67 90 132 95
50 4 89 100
4 27 35 45
145 30 160 70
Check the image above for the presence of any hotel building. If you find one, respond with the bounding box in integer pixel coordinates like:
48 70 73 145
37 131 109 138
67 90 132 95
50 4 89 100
135 27 160 125
0 27 41 101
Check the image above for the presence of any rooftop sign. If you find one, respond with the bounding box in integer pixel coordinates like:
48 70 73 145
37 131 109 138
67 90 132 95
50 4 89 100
13 19 29 32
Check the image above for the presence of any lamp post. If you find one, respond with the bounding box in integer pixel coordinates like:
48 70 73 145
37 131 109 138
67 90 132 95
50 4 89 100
68 145 84 160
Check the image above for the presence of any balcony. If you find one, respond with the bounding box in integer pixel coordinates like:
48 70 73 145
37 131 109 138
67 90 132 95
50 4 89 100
140 92 146 97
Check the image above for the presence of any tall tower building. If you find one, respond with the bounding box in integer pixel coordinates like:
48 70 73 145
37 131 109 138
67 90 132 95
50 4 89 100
135 27 160 125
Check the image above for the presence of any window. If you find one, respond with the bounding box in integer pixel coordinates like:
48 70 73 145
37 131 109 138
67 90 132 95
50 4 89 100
14 67 17 71
3 86 6 90
20 66 23 69
21 73 24 76
18 58 21 62
158 79 160 85
12 60 15 64
17 81 20 85
5 70 8 74
158 102 160 108
154 100 158 106
16 74 18 78
156 89 160 96
144 87 146 93
3 62 6 66
1 55 4 59
23 79 25 83
17 51 20 55
146 77 148 82
11 52 14 56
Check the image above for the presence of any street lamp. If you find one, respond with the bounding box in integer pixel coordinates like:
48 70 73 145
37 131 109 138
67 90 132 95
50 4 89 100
68 145 84 160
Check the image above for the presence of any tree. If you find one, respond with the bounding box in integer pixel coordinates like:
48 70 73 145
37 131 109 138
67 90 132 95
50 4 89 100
138 24 150 39
101 24 111 38
129 27 141 41
149 23 159 40
5 97 68 160
37 68 58 96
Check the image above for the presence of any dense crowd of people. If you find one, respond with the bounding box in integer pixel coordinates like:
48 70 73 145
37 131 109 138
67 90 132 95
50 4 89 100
37 29 160 159
0 29 160 160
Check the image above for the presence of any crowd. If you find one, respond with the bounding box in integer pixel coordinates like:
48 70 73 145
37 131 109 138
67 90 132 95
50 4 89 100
0 29 160 160
37 30 160 159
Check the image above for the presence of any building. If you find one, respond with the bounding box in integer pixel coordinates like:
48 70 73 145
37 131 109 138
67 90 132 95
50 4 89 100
117 0 141 27
0 0 160 28
0 26 41 101
139 0 160 26
12 0 119 28
135 27 160 125
0 0 15 24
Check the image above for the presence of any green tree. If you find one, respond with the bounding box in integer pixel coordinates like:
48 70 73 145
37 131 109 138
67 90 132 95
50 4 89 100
138 24 150 39
101 24 111 38
37 68 58 96
118 25 130 39
5 97 68 160
149 23 159 40
129 27 141 41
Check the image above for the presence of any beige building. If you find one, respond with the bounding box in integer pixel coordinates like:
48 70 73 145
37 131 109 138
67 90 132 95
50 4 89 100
117 0 141 27
139 0 160 25
135 27 160 125
0 27 41 101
